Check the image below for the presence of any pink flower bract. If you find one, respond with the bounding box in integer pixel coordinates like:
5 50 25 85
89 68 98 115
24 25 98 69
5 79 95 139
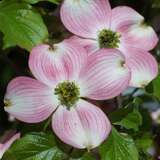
4 40 131 149
0 133 20 159
61 0 159 87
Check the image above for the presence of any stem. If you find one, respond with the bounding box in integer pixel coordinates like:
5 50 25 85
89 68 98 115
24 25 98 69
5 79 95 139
68 147 74 155
43 118 51 132
43 106 59 132
114 95 122 108
128 88 139 100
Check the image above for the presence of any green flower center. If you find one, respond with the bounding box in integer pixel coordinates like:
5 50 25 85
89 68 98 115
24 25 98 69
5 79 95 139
54 81 80 110
98 29 121 48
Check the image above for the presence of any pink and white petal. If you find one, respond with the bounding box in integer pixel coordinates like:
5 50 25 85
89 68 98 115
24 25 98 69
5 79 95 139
111 6 144 32
52 99 111 149
29 40 88 87
61 0 111 38
4 77 57 123
68 36 99 54
0 133 20 159
122 24 159 51
124 48 158 87
52 105 87 149
75 100 111 149
79 49 131 100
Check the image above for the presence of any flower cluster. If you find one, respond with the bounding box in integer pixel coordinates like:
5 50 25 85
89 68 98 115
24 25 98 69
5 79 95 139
3 0 158 151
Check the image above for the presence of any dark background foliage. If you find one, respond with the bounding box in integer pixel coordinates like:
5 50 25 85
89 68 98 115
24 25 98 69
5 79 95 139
0 0 160 159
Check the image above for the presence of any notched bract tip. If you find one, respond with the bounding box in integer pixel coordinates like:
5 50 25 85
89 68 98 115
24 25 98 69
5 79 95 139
4 99 12 108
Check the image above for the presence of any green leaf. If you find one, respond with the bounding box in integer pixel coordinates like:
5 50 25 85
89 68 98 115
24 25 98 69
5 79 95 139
152 0 160 8
109 100 143 131
80 153 95 160
99 128 139 160
135 134 153 152
136 134 154 160
22 0 61 4
109 105 133 123
114 109 142 131
0 0 48 51
70 153 95 160
146 75 160 100
139 152 153 160
2 132 67 160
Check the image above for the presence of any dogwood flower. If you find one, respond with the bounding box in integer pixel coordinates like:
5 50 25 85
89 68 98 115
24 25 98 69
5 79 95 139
61 0 159 88
0 133 20 159
4 40 131 149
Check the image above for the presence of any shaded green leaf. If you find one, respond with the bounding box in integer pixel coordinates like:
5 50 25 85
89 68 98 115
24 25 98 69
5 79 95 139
70 153 95 160
114 109 142 131
152 0 160 8
139 151 153 160
137 134 154 160
146 75 160 100
99 128 139 160
0 0 48 51
108 105 133 123
135 134 153 152
109 99 143 131
23 0 61 4
152 75 160 99
2 132 67 160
